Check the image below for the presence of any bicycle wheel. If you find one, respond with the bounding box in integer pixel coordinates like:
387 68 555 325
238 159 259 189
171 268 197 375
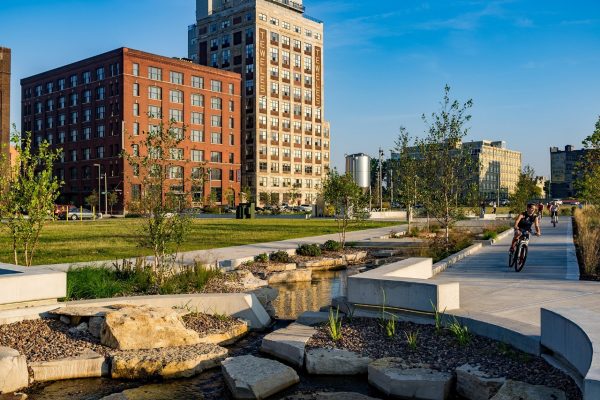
515 244 528 272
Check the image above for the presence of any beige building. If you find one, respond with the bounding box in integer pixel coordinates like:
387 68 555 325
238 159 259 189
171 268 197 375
0 47 10 160
463 140 522 202
189 0 330 205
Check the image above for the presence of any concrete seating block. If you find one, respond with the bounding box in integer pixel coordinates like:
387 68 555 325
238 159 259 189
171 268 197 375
0 266 66 308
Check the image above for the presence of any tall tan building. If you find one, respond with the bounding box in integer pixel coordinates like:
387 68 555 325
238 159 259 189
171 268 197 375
189 0 330 205
0 47 10 159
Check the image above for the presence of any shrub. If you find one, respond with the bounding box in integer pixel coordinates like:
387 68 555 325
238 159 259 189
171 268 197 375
404 330 419 350
297 243 322 257
269 250 291 263
574 207 600 275
203 206 221 214
322 240 342 252
448 316 471 346
482 229 498 240
254 253 269 263
66 267 131 300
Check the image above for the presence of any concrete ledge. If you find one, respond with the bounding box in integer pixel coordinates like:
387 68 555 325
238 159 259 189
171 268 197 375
432 243 483 276
0 266 66 307
541 308 599 399
347 258 459 312
566 220 580 280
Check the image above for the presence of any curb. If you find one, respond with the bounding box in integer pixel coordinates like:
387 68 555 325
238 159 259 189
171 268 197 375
566 219 580 280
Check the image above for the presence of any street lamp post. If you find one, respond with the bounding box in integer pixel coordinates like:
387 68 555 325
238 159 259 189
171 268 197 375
103 172 108 215
93 163 101 214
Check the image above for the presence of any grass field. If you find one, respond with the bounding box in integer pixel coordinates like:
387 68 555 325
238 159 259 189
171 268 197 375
0 218 398 266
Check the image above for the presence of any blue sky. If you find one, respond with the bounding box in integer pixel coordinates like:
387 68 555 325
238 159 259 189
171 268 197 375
1 0 599 176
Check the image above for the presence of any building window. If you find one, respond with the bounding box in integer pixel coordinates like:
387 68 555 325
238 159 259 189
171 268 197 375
83 127 91 140
58 78 65 90
70 74 78 87
97 125 105 138
191 149 204 162
191 75 204 88
96 67 105 80
168 166 183 179
83 90 91 103
83 109 92 122
170 148 184 160
211 115 222 127
211 132 222 144
169 109 183 122
96 106 105 119
148 66 162 81
170 71 183 85
191 112 203 125
133 103 140 116
133 122 139 136
211 80 222 92
96 86 105 100
211 97 222 110
192 93 204 106
133 83 139 96
170 90 183 103
132 63 139 76
148 105 161 118
148 86 162 100
97 146 104 159
210 152 222 162
191 129 203 142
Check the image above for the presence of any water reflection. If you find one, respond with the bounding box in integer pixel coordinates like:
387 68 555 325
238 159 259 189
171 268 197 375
270 269 351 320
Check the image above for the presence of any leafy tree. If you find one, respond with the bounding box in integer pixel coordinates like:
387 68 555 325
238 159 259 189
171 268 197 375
84 190 99 211
287 182 301 205
321 170 369 248
122 118 192 273
259 191 279 207
576 116 600 204
509 165 542 213
418 85 476 246
107 191 119 215
392 126 420 231
240 186 253 203
0 129 62 266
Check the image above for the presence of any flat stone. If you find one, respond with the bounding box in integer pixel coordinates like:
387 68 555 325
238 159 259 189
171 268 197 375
296 311 330 326
110 343 228 380
0 347 29 394
297 257 346 270
29 349 108 382
372 250 400 258
234 270 268 289
265 263 297 273
284 393 378 400
0 394 28 400
68 322 88 334
260 323 315 367
197 320 249 346
491 380 566 400
306 348 372 375
344 251 368 262
101 305 200 350
222 355 299 399
368 358 453 400
267 269 312 284
59 315 70 325
456 364 505 400
49 305 127 318
99 381 205 399
88 316 104 338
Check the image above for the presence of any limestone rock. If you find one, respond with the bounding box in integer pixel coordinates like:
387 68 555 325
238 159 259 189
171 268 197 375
222 355 299 399
368 358 453 400
248 286 278 318
0 394 28 400
491 380 566 400
100 381 205 399
456 364 505 400
29 349 108 382
101 305 200 350
0 347 29 394
59 315 70 325
267 269 312 284
265 263 296 272
344 251 368 263
234 270 268 289
88 316 104 338
297 257 345 270
260 323 315 367
111 343 228 380
306 348 372 375
68 322 88 334
198 320 249 346
296 311 330 326
284 393 378 400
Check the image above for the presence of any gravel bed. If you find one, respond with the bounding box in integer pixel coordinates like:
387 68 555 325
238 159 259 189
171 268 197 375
0 319 110 362
201 273 245 293
183 312 244 336
307 318 582 400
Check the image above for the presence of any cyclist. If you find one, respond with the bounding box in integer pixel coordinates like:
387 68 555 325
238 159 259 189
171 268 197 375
550 202 559 224
510 203 541 253
537 202 544 222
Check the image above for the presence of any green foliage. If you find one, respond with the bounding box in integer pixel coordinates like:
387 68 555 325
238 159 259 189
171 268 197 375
392 127 421 231
328 306 343 341
575 116 600 205
107 191 119 214
269 250 291 263
84 190 99 210
431 300 447 335
482 230 498 240
404 330 419 350
67 267 132 300
384 315 397 338
254 253 269 263
321 169 369 248
297 243 322 257
509 165 542 213
448 316 471 346
321 239 342 252
0 129 62 266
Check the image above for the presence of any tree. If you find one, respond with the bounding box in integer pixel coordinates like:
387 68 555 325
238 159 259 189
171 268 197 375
321 170 369 248
107 191 119 215
240 186 253 203
392 126 420 231
122 118 192 273
418 85 476 246
509 165 542 213
0 129 62 266
576 116 600 204
287 183 301 205
84 190 99 211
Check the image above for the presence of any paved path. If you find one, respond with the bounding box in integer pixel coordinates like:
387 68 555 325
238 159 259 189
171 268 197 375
432 217 600 334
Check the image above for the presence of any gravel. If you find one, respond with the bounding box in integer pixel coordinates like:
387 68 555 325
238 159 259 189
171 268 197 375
183 312 245 336
307 318 582 400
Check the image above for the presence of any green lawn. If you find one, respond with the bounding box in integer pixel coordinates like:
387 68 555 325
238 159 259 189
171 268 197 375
0 218 398 266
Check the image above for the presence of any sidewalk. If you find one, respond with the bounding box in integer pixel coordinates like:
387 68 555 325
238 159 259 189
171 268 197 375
432 217 600 334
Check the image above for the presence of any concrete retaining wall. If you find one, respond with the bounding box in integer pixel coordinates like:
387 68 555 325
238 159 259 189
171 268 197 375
369 211 407 220
0 265 66 307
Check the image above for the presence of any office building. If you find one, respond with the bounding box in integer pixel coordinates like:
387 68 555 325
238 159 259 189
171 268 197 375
189 0 330 205
0 47 10 159
550 145 587 199
21 48 242 212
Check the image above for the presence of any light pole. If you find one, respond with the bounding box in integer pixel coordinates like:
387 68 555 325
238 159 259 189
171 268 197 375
378 148 384 210
93 163 101 214
103 172 108 215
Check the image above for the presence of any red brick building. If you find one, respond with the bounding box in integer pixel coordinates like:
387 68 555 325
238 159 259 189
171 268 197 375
21 48 241 213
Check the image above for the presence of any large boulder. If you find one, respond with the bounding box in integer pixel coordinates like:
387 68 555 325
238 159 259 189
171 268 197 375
0 347 28 394
456 364 505 400
306 348 372 375
261 323 315 367
267 269 312 284
29 349 108 382
110 343 227 379
491 380 566 400
368 358 453 400
234 270 268 290
101 306 200 350
222 355 299 399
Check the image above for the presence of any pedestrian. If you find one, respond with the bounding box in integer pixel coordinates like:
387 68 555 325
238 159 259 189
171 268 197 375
492 202 497 214
480 201 486 218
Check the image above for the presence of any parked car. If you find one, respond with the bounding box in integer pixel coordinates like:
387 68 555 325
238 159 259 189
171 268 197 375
61 207 102 220
500 199 510 206
561 199 580 206
297 204 313 213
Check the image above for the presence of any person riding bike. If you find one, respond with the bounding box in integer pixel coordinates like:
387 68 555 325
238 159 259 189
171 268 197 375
537 202 544 222
510 203 541 253
550 202 559 224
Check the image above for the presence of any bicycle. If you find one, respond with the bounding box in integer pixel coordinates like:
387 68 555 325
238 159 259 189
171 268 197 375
509 229 531 272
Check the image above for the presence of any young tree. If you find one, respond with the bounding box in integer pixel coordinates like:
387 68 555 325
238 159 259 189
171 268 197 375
510 165 542 213
0 130 62 266
576 116 600 205
240 186 253 203
392 126 420 231
84 190 99 211
321 170 369 248
287 182 301 205
122 118 192 273
107 191 119 215
418 85 476 246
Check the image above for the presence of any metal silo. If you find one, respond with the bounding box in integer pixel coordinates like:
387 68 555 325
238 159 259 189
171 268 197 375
345 153 371 188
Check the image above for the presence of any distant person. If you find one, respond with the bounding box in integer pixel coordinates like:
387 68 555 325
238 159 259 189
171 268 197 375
550 202 559 224
492 202 497 214
537 202 544 222
480 201 486 218
510 203 541 253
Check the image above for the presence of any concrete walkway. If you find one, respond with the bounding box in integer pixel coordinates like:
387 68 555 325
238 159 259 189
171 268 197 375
432 217 600 336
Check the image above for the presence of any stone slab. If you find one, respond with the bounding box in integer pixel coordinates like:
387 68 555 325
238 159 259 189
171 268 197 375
29 349 109 382
197 320 249 346
267 269 312 284
0 266 66 309
296 311 330 326
265 263 297 273
306 348 372 375
222 355 299 399
0 347 28 394
491 380 566 400
456 364 505 400
260 323 315 367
